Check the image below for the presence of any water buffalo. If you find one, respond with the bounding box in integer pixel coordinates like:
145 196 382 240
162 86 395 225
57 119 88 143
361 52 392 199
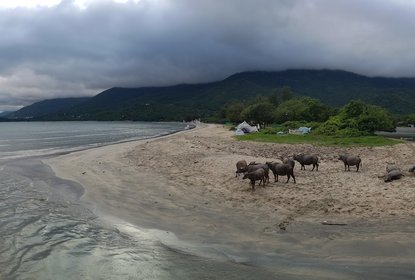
282 157 295 169
246 163 270 183
293 154 319 171
235 160 248 177
339 155 361 172
266 162 296 183
384 170 404 182
243 168 266 191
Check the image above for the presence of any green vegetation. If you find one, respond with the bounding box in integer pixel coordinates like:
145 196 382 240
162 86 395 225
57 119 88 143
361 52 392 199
7 98 90 119
236 132 401 146
399 113 415 126
274 97 334 123
224 87 402 146
7 69 415 122
223 89 335 127
241 102 276 127
315 100 395 137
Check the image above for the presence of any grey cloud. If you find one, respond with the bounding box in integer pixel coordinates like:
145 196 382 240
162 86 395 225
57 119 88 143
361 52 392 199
1 0 415 111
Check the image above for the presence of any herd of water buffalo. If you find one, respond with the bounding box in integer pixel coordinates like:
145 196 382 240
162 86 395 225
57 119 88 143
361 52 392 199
235 154 414 191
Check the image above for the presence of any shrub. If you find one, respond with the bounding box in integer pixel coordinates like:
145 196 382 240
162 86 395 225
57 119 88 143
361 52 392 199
315 122 339 136
315 100 395 136
336 128 367 137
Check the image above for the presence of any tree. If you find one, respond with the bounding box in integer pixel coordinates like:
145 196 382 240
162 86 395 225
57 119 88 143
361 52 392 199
241 102 276 127
248 95 269 106
341 100 367 119
356 105 395 133
338 100 394 132
267 86 294 107
274 97 333 123
224 101 245 124
316 100 395 136
401 113 415 126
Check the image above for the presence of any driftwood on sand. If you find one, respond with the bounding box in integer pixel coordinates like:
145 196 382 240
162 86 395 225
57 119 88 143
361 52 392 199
322 221 348 226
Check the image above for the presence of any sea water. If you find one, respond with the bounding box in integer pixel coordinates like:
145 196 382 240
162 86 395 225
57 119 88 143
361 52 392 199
0 122 279 280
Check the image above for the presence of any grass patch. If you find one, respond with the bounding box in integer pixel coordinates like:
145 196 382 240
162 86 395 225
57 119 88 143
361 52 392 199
236 132 402 146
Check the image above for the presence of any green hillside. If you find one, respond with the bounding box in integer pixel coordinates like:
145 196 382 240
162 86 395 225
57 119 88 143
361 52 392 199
11 70 415 121
8 97 90 119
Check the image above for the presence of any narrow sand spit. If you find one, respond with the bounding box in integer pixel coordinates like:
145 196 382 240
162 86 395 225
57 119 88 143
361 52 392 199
46 124 415 276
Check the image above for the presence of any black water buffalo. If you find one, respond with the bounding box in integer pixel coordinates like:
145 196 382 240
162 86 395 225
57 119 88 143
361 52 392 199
293 154 319 171
246 163 270 183
384 170 403 182
243 168 266 191
235 160 248 177
338 155 362 172
266 162 296 183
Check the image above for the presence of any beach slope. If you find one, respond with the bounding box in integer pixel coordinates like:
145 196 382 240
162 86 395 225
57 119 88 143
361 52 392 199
46 124 415 278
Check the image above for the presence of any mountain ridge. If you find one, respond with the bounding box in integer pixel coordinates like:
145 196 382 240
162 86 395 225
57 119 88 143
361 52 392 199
8 97 90 119
8 69 415 121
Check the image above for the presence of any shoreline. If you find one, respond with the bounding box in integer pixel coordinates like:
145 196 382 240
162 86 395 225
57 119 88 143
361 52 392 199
44 122 203 214
45 124 415 277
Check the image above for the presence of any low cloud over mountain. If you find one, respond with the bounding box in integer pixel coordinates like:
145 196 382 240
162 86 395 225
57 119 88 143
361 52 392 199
2 0 415 111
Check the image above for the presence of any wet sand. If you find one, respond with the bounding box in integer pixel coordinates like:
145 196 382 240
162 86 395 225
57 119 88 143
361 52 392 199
45 124 415 279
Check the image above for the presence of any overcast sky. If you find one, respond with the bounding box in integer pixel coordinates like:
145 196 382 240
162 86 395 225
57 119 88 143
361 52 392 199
1 0 415 111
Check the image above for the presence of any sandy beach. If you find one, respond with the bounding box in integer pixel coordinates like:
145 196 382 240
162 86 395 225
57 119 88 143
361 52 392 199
45 123 415 278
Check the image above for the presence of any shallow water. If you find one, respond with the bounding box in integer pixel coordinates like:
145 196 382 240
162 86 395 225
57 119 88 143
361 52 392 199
1 161 286 279
0 122 283 279
0 121 186 160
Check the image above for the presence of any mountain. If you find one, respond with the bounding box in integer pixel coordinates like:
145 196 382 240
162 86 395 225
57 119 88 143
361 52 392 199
51 81 266 121
11 70 415 121
221 70 415 114
8 97 90 119
0 111 13 117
